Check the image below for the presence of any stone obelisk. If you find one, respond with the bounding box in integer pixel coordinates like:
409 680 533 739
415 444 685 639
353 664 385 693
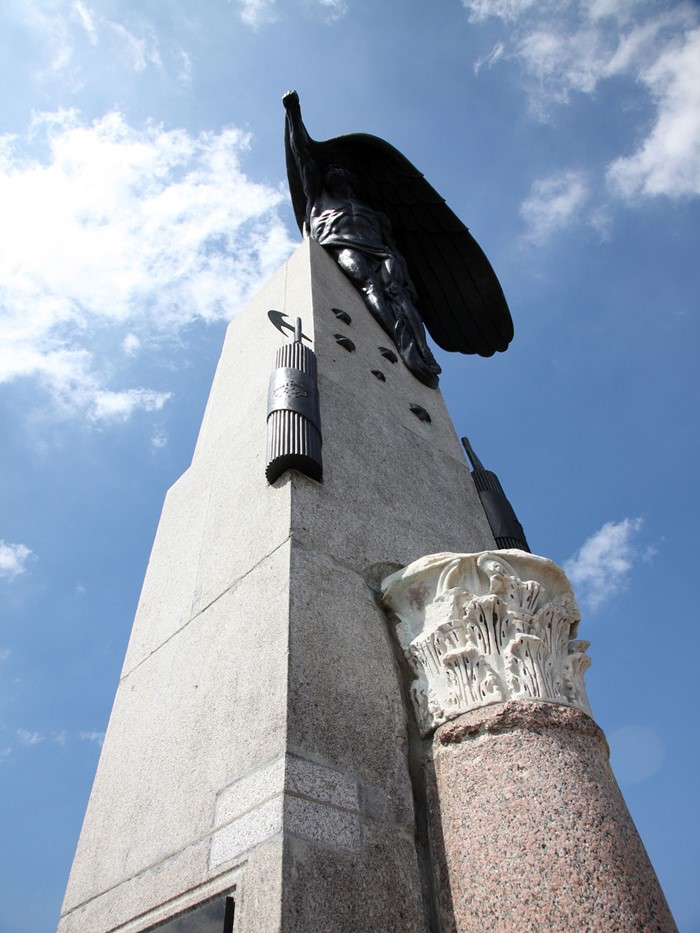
61 234 677 932
59 238 498 932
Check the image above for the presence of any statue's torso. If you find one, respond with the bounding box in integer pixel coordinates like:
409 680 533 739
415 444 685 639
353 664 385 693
310 194 386 249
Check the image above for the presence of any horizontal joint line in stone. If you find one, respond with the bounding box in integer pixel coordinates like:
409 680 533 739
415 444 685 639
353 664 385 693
60 839 244 920
120 533 294 681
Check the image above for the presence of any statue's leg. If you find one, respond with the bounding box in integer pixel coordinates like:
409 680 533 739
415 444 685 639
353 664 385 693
381 258 440 370
333 248 397 337
333 247 440 387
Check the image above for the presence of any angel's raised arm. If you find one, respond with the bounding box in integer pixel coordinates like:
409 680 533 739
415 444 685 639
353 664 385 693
283 91 322 207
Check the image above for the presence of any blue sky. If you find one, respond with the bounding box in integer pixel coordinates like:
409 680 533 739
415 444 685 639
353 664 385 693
1 1 698 930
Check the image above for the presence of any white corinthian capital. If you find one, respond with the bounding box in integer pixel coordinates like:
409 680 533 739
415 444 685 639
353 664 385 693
381 551 592 736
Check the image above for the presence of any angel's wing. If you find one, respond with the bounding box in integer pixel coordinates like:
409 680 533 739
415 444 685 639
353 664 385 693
285 126 513 357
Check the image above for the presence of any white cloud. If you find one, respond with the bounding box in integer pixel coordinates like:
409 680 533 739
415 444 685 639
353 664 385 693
0 110 295 422
52 731 68 746
79 730 105 746
464 0 700 201
0 541 33 580
88 389 171 424
0 649 10 661
122 333 141 356
564 516 643 611
608 26 700 198
520 170 589 242
17 729 44 746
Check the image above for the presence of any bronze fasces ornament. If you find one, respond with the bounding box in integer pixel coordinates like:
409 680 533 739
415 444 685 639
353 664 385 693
266 317 323 484
283 90 513 388
461 436 530 551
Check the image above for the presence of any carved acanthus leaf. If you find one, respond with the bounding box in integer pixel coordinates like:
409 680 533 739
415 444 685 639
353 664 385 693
382 550 592 736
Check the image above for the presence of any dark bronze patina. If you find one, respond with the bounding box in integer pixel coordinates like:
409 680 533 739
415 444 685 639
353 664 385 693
462 436 530 552
267 308 310 341
266 317 322 484
283 90 513 388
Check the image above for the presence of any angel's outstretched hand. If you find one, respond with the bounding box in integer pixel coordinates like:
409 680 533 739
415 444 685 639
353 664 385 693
282 90 300 111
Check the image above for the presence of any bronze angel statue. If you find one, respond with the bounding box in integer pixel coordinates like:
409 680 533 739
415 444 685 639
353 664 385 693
283 91 513 388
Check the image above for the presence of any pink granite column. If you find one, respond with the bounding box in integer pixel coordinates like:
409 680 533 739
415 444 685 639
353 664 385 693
426 700 676 933
381 551 677 933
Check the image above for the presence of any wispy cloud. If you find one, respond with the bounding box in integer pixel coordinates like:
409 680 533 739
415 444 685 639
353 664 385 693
238 0 278 29
464 0 700 201
72 1 97 45
317 0 348 20
235 0 347 29
2 1 185 86
121 334 141 356
0 541 34 580
0 110 294 422
79 730 105 746
89 389 171 424
176 49 193 86
0 648 10 661
564 516 643 611
474 40 506 74
150 428 168 451
607 25 700 199
8 728 107 749
520 170 589 243
17 729 44 746
106 21 163 73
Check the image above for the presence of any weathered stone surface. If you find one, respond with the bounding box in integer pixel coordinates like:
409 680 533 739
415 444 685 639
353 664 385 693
281 825 426 933
61 539 291 925
286 545 416 830
427 701 677 933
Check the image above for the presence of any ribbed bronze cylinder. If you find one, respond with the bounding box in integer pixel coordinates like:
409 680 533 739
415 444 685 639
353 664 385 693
265 339 322 484
471 468 530 552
